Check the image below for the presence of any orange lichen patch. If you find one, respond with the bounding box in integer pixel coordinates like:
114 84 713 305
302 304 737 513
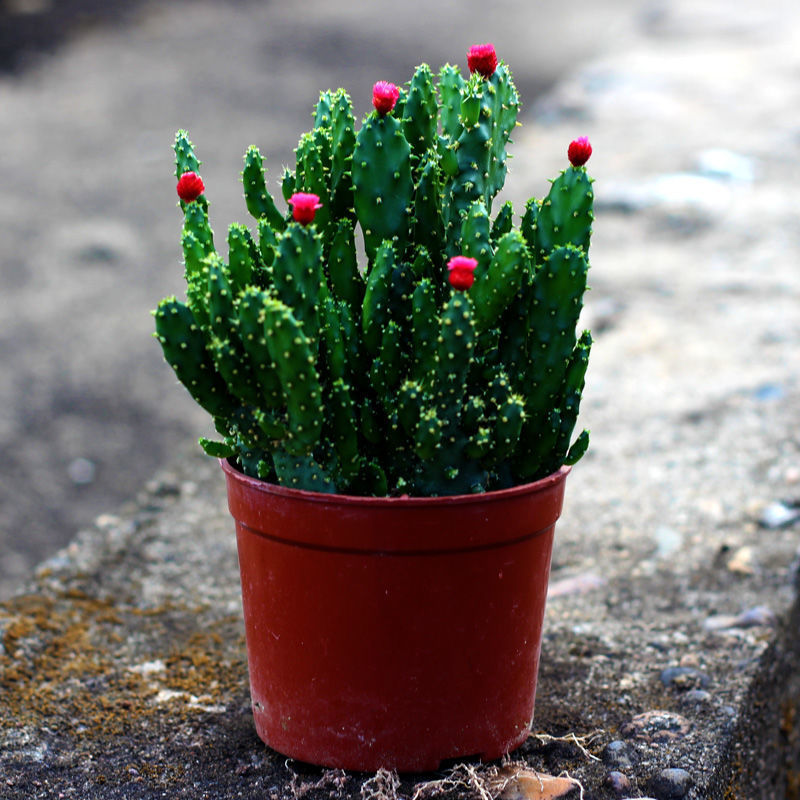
0 586 246 745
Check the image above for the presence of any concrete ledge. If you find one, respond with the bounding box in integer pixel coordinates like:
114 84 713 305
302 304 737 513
3 0 800 797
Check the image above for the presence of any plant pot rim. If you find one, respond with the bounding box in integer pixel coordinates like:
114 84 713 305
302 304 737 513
221 456 570 507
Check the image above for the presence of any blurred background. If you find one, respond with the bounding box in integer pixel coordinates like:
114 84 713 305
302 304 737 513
0 0 647 599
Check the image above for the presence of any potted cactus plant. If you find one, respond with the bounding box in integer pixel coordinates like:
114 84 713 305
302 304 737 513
154 43 594 772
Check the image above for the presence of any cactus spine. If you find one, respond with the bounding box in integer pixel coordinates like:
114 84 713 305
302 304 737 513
156 47 594 496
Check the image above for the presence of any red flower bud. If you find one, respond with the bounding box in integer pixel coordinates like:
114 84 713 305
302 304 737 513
447 255 478 291
568 137 592 167
176 171 205 202
372 81 400 116
289 192 323 225
467 43 498 78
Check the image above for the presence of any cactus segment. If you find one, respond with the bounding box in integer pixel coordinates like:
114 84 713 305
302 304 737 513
490 393 525 464
182 230 212 330
210 335 264 407
154 298 238 419
181 229 208 284
359 399 382 445
182 201 215 258
514 245 590 479
199 437 236 458
174 129 201 179
327 378 360 480
411 278 438 379
434 292 476 416
470 230 529 332
490 200 514 243
242 146 285 232
371 319 404 394
320 295 348 382
174 130 208 213
362 241 396 354
329 89 356 219
411 155 444 264
237 288 284 409
523 245 588 418
438 64 465 140
396 380 423 436
328 219 363 313
415 407 442 461
272 222 324 335
564 428 590 465
460 200 493 273
273 450 336 493
484 65 520 206
554 329 592 462
535 165 594 260
442 73 495 249
352 113 413 262
520 197 540 259
410 246 434 284
281 167 296 204
257 218 277 269
402 64 438 159
314 90 334 128
227 223 256 293
261 297 324 455
294 132 331 237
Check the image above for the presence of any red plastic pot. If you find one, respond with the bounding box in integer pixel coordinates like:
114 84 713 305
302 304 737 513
222 458 569 772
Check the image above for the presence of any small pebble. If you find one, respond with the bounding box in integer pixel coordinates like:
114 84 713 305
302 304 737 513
547 572 606 598
759 500 800 529
704 605 775 631
680 689 712 706
648 768 692 799
620 711 691 743
602 740 639 769
653 525 682 558
67 457 96 485
605 771 631 794
660 666 710 690
736 605 776 627
726 546 755 574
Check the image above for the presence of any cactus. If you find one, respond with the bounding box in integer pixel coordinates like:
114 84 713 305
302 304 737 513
155 45 595 496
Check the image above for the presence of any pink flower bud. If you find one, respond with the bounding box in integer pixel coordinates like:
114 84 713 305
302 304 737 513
176 171 205 202
568 137 592 167
447 255 478 291
289 192 323 225
467 43 498 78
372 81 400 116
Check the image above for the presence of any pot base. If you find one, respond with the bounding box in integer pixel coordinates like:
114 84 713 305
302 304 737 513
251 703 532 772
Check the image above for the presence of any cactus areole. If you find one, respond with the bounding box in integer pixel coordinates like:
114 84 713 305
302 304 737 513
154 46 597 772
155 48 595 498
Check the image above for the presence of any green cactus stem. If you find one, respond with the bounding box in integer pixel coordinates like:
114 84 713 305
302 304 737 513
352 105 413 263
157 53 595 496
